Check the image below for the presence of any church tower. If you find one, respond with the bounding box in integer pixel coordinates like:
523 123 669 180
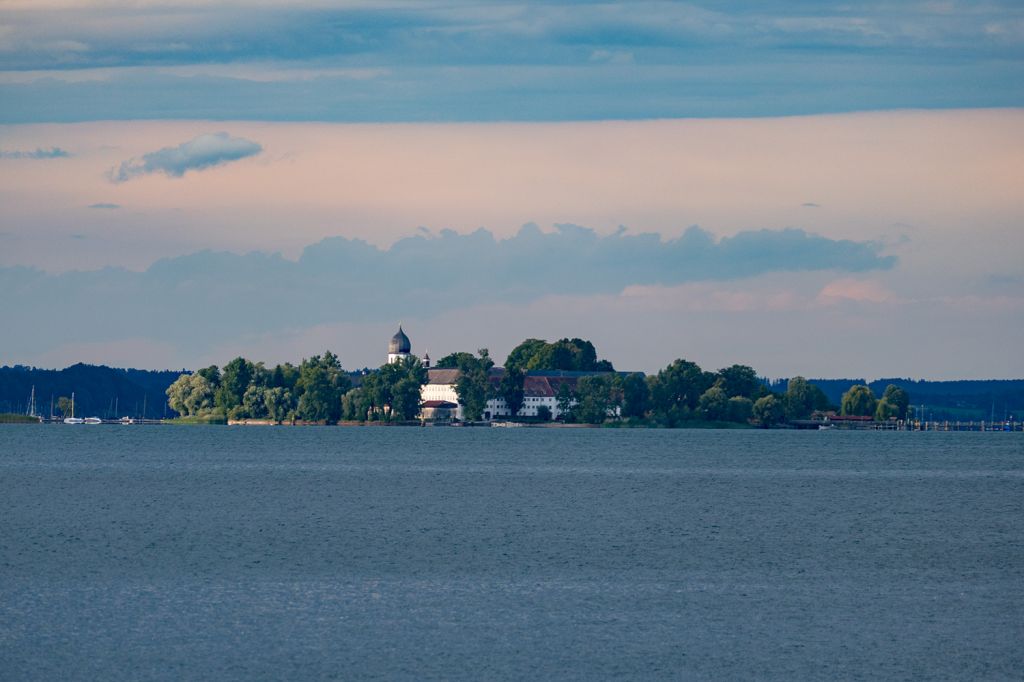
388 326 412 364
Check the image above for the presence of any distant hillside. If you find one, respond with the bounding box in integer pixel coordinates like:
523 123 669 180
768 377 1024 421
0 364 183 419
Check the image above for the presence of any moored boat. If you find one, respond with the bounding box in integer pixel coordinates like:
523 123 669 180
63 392 84 424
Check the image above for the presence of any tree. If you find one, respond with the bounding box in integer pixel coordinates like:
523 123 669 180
56 395 72 417
382 357 428 420
753 395 785 427
841 385 877 417
340 388 358 421
216 356 254 414
498 366 525 417
717 364 760 399
527 341 575 371
875 398 899 421
536 405 552 422
195 365 221 388
296 351 351 422
249 362 270 389
648 359 715 425
264 387 296 422
390 377 421 421
698 385 729 421
809 384 831 412
240 384 268 419
340 385 375 422
365 357 428 421
453 349 494 421
269 363 299 390
566 338 599 370
354 368 382 417
505 337 614 372
882 384 910 420
166 373 215 416
784 376 813 420
434 352 477 369
555 382 575 421
619 373 649 419
505 339 549 373
726 396 754 423
574 375 614 424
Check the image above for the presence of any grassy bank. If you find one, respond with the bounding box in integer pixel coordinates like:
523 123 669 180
163 415 228 425
0 413 40 424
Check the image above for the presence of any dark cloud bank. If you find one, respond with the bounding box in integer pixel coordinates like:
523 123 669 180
1 225 895 354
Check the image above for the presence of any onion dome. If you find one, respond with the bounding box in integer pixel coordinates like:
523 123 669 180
389 326 411 354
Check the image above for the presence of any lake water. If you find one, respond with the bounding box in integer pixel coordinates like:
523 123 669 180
1 426 1022 680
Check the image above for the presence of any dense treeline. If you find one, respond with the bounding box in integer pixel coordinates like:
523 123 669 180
9 353 1013 426
537 367 910 426
162 339 917 426
167 352 355 422
166 351 428 423
512 359 831 427
447 339 856 427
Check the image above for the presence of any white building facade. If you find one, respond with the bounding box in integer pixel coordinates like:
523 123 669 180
421 368 464 420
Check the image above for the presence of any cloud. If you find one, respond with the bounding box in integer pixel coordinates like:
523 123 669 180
801 202 821 208
0 224 896 359
109 132 262 182
0 147 70 159
88 202 120 209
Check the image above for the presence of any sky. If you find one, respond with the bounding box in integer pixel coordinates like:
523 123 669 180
1 1 1022 379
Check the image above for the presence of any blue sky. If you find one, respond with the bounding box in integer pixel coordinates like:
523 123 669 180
2 1 1023 122
0 2 1021 377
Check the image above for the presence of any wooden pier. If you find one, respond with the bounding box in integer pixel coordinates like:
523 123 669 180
826 419 1022 432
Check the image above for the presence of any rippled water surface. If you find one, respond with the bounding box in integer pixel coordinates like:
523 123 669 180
1 426 1022 679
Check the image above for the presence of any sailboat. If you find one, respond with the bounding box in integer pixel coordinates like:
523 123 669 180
64 392 84 424
26 385 42 422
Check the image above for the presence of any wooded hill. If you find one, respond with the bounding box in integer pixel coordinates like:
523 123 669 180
0 364 181 419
